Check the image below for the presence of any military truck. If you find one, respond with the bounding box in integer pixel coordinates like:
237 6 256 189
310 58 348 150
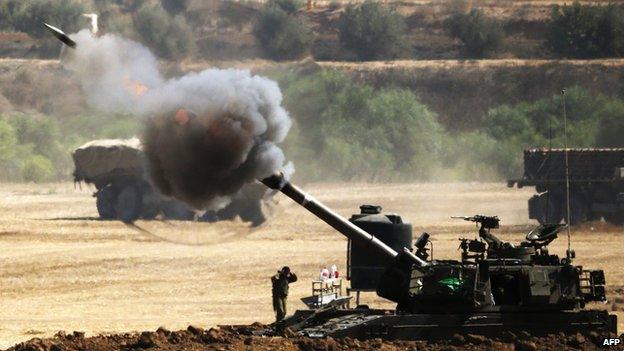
72 138 271 225
507 148 624 225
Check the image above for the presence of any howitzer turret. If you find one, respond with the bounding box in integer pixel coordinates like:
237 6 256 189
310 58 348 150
259 172 618 340
261 173 428 268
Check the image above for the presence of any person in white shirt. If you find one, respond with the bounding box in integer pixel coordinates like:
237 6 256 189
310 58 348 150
330 264 339 279
320 266 330 281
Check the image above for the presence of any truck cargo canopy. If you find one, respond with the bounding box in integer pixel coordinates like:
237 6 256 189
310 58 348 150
72 138 144 184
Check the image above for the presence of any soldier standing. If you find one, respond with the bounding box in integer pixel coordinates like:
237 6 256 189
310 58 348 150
271 266 298 322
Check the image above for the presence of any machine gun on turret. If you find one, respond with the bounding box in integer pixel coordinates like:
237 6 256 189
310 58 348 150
453 215 504 250
259 172 617 340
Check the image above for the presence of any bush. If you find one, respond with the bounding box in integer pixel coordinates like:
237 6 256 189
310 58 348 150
485 105 536 140
2 114 71 178
11 0 85 38
278 70 443 181
328 1 341 11
253 6 312 60
0 119 17 164
548 2 624 58
135 3 196 59
338 1 406 60
11 115 63 160
446 9 503 58
104 13 136 38
56 112 139 149
22 155 54 182
475 87 622 178
161 0 190 15
268 0 304 14
0 0 21 31
484 87 601 147
440 132 516 181
219 1 252 31
365 89 442 174
595 101 624 147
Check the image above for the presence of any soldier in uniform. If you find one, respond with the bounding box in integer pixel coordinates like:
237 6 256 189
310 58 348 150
271 266 298 322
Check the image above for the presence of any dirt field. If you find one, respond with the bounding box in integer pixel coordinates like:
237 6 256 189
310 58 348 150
0 182 622 348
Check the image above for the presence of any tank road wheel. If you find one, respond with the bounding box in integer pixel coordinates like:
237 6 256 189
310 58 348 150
115 185 142 223
96 185 117 220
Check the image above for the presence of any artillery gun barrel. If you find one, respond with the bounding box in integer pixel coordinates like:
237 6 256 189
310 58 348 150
261 173 428 267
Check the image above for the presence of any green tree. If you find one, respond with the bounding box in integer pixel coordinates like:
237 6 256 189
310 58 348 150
548 2 624 58
446 8 503 58
253 6 312 60
0 119 17 169
22 155 54 182
5 114 70 179
104 13 136 38
279 70 443 181
365 89 441 174
441 132 520 181
483 87 602 149
11 116 63 161
135 3 196 59
595 100 624 147
161 0 190 15
338 1 406 60
268 0 304 14
0 0 21 31
12 0 85 38
485 105 535 140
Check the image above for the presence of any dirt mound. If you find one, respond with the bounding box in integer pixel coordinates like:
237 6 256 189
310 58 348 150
7 325 622 351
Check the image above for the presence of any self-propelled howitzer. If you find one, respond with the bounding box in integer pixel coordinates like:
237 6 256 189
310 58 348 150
260 173 617 340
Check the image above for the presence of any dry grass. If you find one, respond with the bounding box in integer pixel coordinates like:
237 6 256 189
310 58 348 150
320 58 624 70
0 182 622 348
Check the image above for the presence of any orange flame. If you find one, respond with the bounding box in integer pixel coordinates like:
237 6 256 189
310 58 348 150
174 108 190 125
122 76 148 97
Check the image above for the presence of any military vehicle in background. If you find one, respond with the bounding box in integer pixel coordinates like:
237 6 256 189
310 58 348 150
72 138 271 225
256 173 616 340
507 148 624 225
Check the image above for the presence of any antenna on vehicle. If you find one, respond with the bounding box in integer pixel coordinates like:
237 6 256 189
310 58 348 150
545 93 554 223
561 89 573 260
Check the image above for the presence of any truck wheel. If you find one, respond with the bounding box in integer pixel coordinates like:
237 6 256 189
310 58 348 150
238 200 267 227
199 210 219 222
215 201 239 220
533 194 563 225
140 191 161 220
161 200 195 220
604 213 624 226
141 204 160 220
568 195 589 225
96 185 117 219
115 185 142 223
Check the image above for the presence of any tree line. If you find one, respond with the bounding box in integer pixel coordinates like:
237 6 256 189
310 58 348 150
1 69 623 182
1 0 624 61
